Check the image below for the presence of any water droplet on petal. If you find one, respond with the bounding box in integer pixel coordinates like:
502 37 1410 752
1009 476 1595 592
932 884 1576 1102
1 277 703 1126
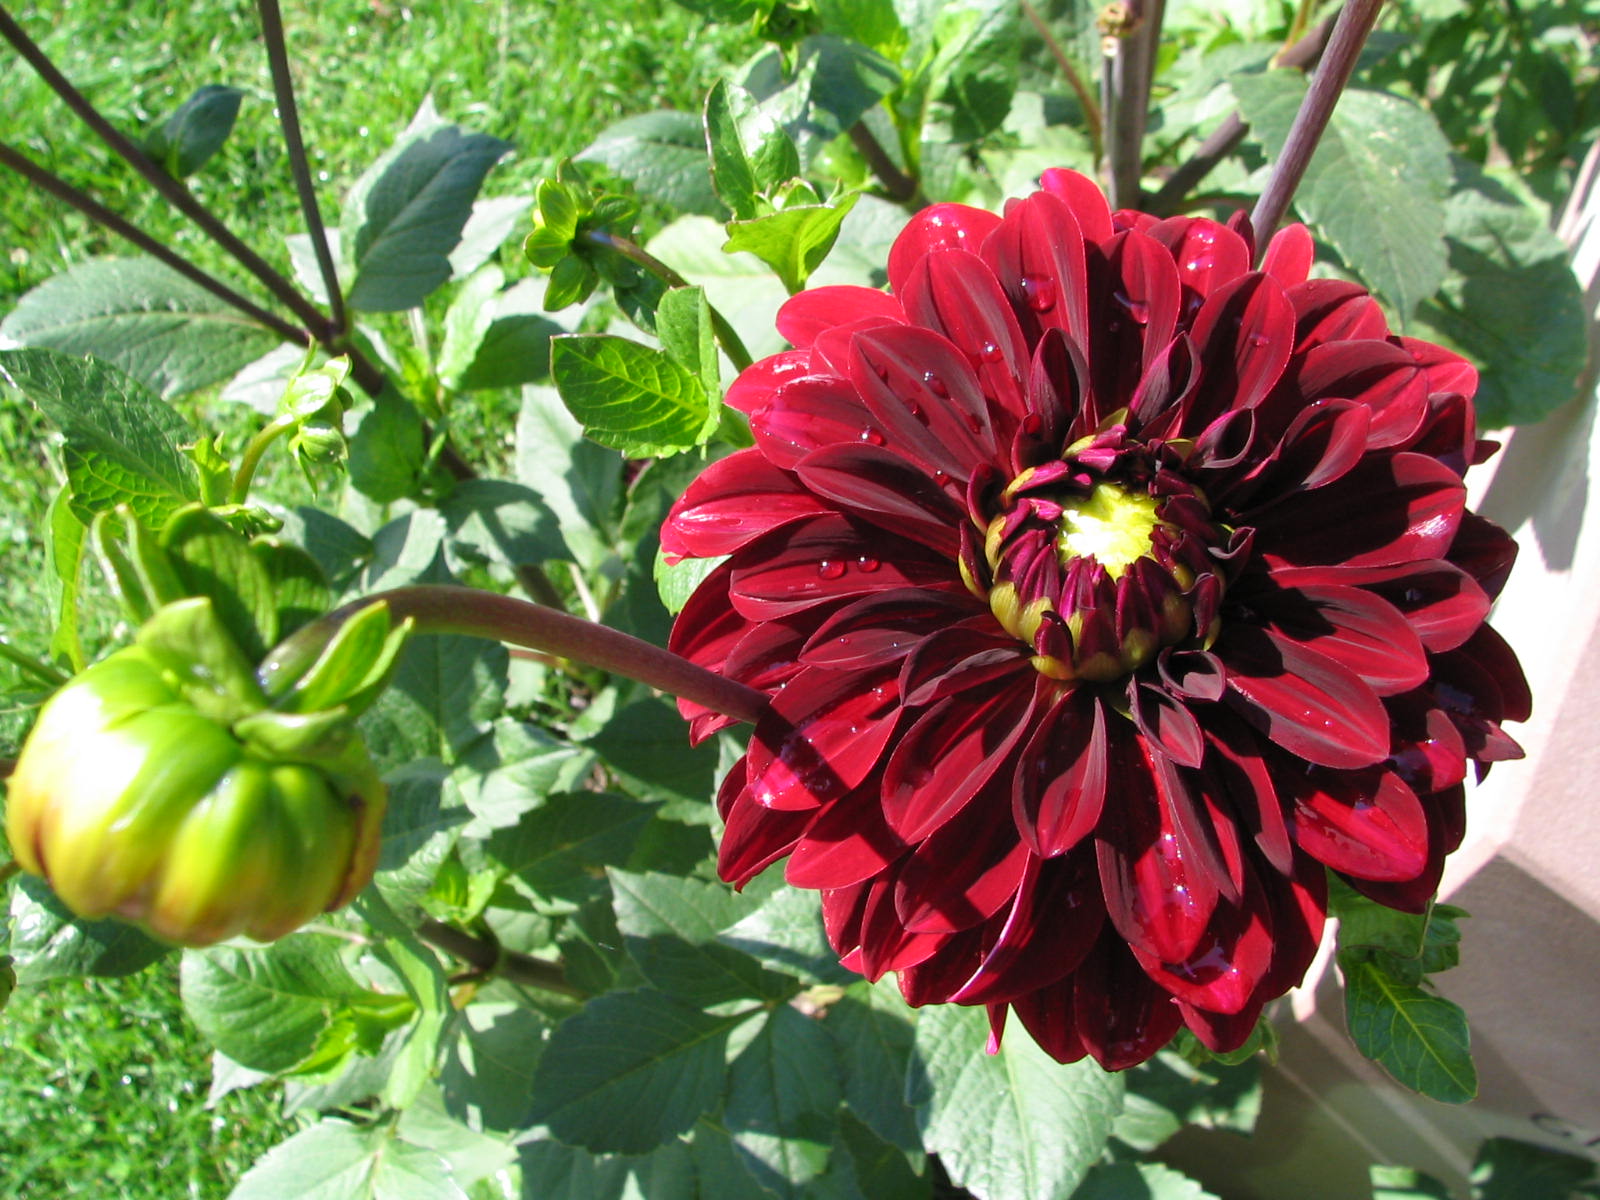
1184 253 1215 273
857 556 881 573
872 359 891 380
923 370 949 397
1246 331 1271 349
1115 291 1150 325
860 427 886 446
980 340 1004 362
1193 227 1218 246
818 559 847 580
1020 275 1057 312
963 411 984 434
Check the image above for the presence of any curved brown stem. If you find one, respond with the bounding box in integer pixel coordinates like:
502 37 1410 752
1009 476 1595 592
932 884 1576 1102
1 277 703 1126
1020 0 1103 161
416 918 586 999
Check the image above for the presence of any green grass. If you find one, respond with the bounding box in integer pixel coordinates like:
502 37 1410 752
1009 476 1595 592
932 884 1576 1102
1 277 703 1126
0 964 299 1198
0 1 759 1191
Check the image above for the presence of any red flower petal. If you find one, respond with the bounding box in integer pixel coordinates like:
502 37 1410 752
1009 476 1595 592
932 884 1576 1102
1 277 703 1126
1261 222 1315 288
786 779 907 889
745 666 901 810
776 285 904 348
796 443 967 555
901 251 1031 423
894 797 1032 933
1040 168 1115 242
1013 689 1110 858
751 373 874 469
982 189 1093 354
1285 762 1430 882
661 448 831 559
887 203 1003 295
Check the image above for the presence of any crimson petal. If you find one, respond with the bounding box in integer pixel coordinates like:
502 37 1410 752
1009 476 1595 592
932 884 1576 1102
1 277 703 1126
796 443 966 555
887 203 1003 295
662 448 830 559
894 798 1032 933
745 666 901 810
1285 761 1430 882
799 589 982 669
901 251 1030 421
776 285 904 347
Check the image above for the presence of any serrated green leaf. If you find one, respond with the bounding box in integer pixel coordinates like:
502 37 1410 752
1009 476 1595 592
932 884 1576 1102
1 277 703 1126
348 388 426 503
725 1005 844 1194
1112 1050 1263 1153
472 791 652 907
648 217 791 360
342 115 511 311
1343 957 1477 1103
437 264 505 388
515 385 624 573
160 505 279 659
451 278 561 392
0 257 281 398
252 536 333 641
550 334 719 458
227 1119 469 1200
827 980 922 1153
1233 74 1451 319
911 1004 1123 1200
586 696 720 804
439 1001 551 1133
657 285 721 399
372 760 471 913
527 988 744 1154
705 81 761 221
719 884 857 987
439 478 565 573
0 348 200 525
816 0 907 59
449 193 533 280
393 1087 518 1188
1414 184 1587 428
609 869 794 1006
929 0 1022 143
145 84 243 178
577 110 725 217
724 193 860 294
740 38 901 167
182 936 367 1073
517 1136 700 1200
449 717 591 833
274 505 373 590
6 875 171 983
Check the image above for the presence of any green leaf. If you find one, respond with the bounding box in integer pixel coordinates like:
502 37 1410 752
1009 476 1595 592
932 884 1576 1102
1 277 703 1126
815 0 907 59
1342 956 1477 1103
1072 1162 1220 1200
1471 1136 1600 1200
826 979 922 1153
657 285 721 399
910 1004 1124 1200
609 869 794 1006
44 485 87 670
1112 1050 1262 1153
724 192 860 294
437 264 505 387
372 760 471 912
526 988 744 1154
439 479 565 574
705 81 802 221
586 696 720 804
144 84 243 178
719 884 858 987
836 1112 929 1200
724 1004 844 1194
449 717 591 833
348 388 426 503
1414 182 1587 428
741 37 901 166
1232 74 1452 319
252 536 333 641
394 1086 518 1188
439 1001 551 1133
514 385 624 573
470 791 649 911
0 257 282 398
517 1137 700 1200
0 348 200 525
550 334 719 458
450 278 562 392
448 194 533 280
182 936 367 1074
1369 1163 1455 1200
275 506 373 591
6 876 170 983
160 505 279 659
655 546 727 616
577 110 725 217
227 1119 469 1200
647 217 792 360
928 0 1022 143
342 112 512 312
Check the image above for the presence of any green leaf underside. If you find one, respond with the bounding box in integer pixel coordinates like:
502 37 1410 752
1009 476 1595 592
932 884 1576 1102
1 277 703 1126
1234 74 1452 319
0 257 281 398
526 988 745 1154
550 335 718 457
911 1004 1124 1200
723 194 860 294
227 1118 468 1200
1343 958 1478 1103
0 348 201 525
577 110 725 217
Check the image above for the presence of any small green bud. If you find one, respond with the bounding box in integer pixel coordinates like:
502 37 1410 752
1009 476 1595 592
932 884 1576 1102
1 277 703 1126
5 606 389 947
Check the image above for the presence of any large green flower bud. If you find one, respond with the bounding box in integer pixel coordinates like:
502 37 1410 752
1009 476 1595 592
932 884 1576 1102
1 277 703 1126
5 597 404 946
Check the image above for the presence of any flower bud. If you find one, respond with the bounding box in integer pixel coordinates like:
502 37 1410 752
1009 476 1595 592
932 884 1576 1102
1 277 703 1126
5 615 387 947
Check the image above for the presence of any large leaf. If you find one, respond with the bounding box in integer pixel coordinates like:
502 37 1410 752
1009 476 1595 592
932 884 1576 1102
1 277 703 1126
719 884 858 987
0 348 199 525
577 110 725 217
910 1004 1124 1200
1073 1162 1220 1200
439 479 565 575
341 110 511 311
825 980 922 1153
724 1004 844 1195
1112 1050 1262 1153
181 936 367 1074
517 1137 701 1200
550 334 719 458
723 191 860 294
447 277 562 393
6 876 170 983
472 791 654 907
1342 957 1477 1104
227 1119 468 1200
439 1001 551 1133
1233 74 1452 319
449 718 591 834
0 257 281 398
586 697 720 805
609 869 794 1006
1414 183 1587 428
740 37 902 167
647 217 792 360
526 988 746 1154
515 385 624 573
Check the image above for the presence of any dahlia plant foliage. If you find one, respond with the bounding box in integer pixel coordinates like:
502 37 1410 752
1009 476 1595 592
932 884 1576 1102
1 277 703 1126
0 0 1588 1196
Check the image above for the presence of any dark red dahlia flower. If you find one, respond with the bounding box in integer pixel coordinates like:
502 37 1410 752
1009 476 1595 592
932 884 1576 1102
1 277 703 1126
662 169 1529 1070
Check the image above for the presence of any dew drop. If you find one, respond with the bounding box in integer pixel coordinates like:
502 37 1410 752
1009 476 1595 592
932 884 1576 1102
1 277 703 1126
1246 331 1271 349
1193 227 1218 247
963 411 984 434
923 370 949 397
860 427 886 446
872 359 891 380
980 340 1005 362
818 559 847 580
1115 291 1150 325
1020 275 1057 312
1184 253 1216 273
857 556 881 573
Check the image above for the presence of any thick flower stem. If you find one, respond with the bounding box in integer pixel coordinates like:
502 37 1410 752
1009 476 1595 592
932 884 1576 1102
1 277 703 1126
848 122 920 205
0 638 69 688
257 0 347 339
415 919 586 999
1103 0 1167 209
581 230 755 374
290 585 770 725
1249 0 1385 251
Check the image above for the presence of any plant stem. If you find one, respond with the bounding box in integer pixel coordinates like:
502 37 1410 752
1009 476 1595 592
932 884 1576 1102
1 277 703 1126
1146 14 1336 215
0 638 68 687
415 918 586 999
582 230 755 373
256 0 346 339
1102 0 1167 209
0 3 330 335
1250 0 1385 252
278 585 771 725
848 121 919 205
1020 0 1103 161
0 141 313 347
230 417 295 504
